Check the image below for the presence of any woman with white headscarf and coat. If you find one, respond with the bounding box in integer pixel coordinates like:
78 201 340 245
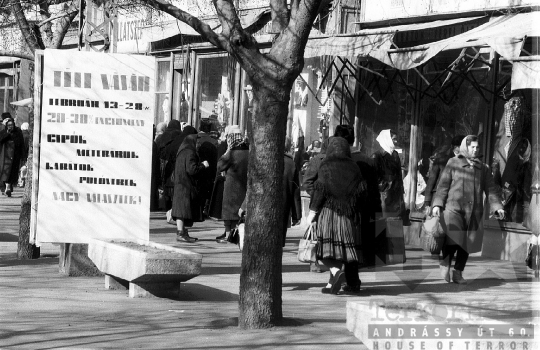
372 129 406 219
432 135 505 284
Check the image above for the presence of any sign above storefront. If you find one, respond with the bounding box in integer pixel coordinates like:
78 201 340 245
361 0 537 22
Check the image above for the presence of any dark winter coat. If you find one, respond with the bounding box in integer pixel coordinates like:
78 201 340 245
281 154 302 246
432 156 503 253
196 132 218 206
217 144 249 221
372 150 405 218
0 126 25 184
171 135 207 225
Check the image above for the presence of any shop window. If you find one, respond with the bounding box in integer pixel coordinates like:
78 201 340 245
488 60 532 227
196 55 233 125
413 50 492 216
155 59 171 125
0 74 15 115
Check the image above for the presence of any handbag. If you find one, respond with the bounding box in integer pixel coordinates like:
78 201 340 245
420 215 446 254
374 217 406 265
298 223 318 263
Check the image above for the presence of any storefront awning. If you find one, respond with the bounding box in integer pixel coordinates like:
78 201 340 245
305 12 540 73
304 16 484 59
379 12 540 70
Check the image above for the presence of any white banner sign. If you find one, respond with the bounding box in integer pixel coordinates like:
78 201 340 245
35 49 155 243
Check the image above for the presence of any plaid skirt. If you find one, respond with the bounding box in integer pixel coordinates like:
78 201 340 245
315 207 358 263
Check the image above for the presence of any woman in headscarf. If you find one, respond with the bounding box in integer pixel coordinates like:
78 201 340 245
0 117 24 197
172 134 210 242
215 125 249 243
306 137 366 294
432 135 505 284
154 122 167 143
372 129 406 219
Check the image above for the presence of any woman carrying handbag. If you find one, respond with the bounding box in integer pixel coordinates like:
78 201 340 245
306 137 367 294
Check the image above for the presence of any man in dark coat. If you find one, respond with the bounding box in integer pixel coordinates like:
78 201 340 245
0 117 24 197
156 120 182 210
172 134 209 242
216 126 249 243
432 135 505 284
197 119 219 217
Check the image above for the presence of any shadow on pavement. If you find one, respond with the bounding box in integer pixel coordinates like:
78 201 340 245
0 257 59 267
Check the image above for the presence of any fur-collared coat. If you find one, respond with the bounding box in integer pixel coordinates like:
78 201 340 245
432 156 503 253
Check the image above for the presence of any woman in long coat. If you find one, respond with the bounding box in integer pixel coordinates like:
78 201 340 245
307 137 366 295
372 129 405 219
0 117 24 197
215 127 249 243
432 135 505 284
171 134 209 242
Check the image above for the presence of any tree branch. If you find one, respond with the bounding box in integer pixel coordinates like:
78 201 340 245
141 0 230 51
51 1 78 49
38 1 53 47
10 0 45 52
270 0 288 33
0 50 33 60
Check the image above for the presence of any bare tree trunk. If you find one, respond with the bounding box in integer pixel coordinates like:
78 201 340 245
17 60 39 259
239 83 290 328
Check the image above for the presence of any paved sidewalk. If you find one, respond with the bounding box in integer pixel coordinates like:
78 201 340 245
1 187 538 349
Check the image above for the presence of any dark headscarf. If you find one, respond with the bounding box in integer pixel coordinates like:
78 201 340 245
315 137 365 216
177 134 198 155
157 120 182 152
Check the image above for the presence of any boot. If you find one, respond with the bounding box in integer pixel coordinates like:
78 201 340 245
452 269 466 284
176 229 197 243
439 264 451 283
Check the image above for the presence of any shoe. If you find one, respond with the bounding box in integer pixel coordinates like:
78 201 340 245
216 233 226 240
217 238 229 244
183 229 198 241
440 264 451 283
342 282 361 293
176 234 196 243
330 271 345 294
452 270 467 284
321 287 332 294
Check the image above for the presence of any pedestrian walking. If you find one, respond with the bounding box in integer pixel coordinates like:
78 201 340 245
432 135 505 284
306 137 366 295
215 126 249 243
372 129 406 220
0 117 25 197
171 134 210 242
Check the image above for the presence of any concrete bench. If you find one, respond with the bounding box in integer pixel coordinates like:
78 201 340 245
88 239 202 298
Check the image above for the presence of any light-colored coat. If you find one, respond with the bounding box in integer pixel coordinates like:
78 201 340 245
432 156 503 254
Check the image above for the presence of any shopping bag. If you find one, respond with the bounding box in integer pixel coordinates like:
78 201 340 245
374 217 406 265
526 235 539 270
166 209 175 225
227 228 240 245
420 215 446 254
298 223 318 263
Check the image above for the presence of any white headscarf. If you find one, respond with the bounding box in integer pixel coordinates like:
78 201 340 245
376 129 395 155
